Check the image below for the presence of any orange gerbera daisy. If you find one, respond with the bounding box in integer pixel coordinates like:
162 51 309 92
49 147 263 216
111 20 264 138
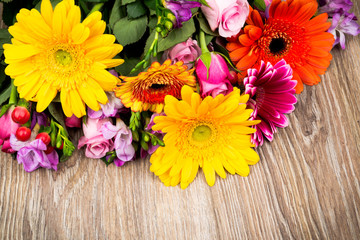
114 60 196 113
226 0 335 93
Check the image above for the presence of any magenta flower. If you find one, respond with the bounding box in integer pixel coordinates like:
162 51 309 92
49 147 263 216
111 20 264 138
10 136 59 172
195 52 234 98
244 60 297 147
0 106 20 153
65 115 82 128
101 118 135 166
165 0 201 28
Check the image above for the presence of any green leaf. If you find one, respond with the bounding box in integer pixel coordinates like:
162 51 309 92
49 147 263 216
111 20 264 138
115 57 139 76
254 0 266 11
197 0 210 8
47 103 68 134
157 18 196 52
109 0 125 29
123 0 136 4
0 103 13 118
127 0 147 19
113 16 148 46
196 14 218 36
0 84 11 106
0 64 7 87
0 29 12 55
143 0 156 10
35 0 61 11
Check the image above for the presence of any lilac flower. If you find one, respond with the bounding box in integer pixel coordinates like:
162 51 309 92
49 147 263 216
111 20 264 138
165 0 201 28
101 118 135 167
10 135 59 172
88 92 124 119
244 60 297 147
328 11 360 49
31 111 49 129
318 0 353 17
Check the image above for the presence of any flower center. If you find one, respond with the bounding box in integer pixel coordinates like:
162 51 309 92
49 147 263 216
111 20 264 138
137 72 183 104
269 38 286 55
54 50 73 66
192 125 212 142
150 83 167 90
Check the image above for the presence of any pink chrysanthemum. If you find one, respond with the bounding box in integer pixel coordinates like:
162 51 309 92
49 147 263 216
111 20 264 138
244 60 297 147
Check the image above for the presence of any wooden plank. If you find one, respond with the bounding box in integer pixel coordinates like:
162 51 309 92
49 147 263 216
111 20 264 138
0 2 360 239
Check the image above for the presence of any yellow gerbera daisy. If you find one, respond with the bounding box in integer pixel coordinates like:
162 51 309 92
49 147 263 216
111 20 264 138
3 0 124 117
150 85 261 189
114 60 196 113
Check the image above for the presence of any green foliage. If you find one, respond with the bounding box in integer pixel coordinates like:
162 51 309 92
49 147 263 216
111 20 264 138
127 0 147 19
113 15 148 46
0 85 12 110
0 29 12 56
109 0 125 29
122 0 136 4
115 57 139 76
47 103 68 135
144 18 196 53
253 0 266 11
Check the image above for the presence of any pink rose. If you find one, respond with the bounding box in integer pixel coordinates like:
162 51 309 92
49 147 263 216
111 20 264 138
163 38 201 69
0 106 20 153
201 0 249 38
195 52 234 98
65 115 82 128
78 118 114 159
264 0 272 6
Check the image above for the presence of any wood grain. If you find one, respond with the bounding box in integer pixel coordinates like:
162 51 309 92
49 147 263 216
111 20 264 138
1 2 360 240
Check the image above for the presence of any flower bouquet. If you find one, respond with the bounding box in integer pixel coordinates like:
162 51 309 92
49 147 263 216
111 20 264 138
0 0 358 188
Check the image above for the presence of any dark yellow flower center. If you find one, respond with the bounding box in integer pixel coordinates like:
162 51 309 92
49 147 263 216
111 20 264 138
192 125 212 142
55 50 73 66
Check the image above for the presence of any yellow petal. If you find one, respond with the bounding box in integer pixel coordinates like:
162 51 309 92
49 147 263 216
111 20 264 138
202 161 216 187
71 23 90 44
35 84 57 112
41 0 53 26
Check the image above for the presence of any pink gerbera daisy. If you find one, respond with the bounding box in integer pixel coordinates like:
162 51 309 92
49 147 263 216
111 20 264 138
244 60 297 147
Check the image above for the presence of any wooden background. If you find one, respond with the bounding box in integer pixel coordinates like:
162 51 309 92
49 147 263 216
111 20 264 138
1 2 360 240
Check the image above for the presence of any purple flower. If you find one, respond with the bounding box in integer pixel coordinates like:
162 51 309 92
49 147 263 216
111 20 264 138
165 0 201 28
10 135 59 172
328 11 360 49
30 111 49 129
88 92 123 119
318 0 353 17
140 113 166 159
244 60 297 147
101 118 135 166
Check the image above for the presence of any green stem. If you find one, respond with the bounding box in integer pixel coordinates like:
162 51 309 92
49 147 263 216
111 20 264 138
199 30 209 53
89 3 104 15
9 79 17 105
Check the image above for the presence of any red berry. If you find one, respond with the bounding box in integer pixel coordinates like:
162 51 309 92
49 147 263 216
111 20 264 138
11 106 30 124
36 132 51 145
44 145 54 154
15 127 31 141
